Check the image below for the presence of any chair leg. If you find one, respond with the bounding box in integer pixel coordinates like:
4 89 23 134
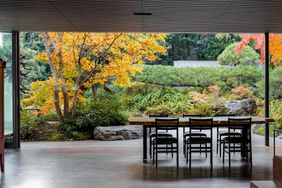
216 127 219 154
216 139 219 154
210 143 213 171
183 137 185 156
249 132 253 169
200 138 202 154
205 143 207 158
219 136 222 157
153 146 155 165
153 148 155 165
189 144 192 171
0 154 3 172
228 142 231 172
183 141 186 158
223 143 225 164
166 144 168 156
186 144 189 164
177 144 179 168
156 146 158 169
149 141 152 159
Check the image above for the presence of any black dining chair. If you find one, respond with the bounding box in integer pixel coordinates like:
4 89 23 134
148 114 172 159
152 118 179 168
185 118 213 171
222 117 252 171
214 114 240 157
182 114 206 156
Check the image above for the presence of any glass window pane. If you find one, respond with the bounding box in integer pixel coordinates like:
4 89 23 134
0 32 13 135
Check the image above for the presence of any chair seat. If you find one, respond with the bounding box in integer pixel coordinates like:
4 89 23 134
186 137 212 144
153 137 177 144
184 131 207 137
223 136 245 143
219 131 242 137
150 132 173 138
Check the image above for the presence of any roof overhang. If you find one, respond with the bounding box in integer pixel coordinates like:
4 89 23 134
0 0 282 33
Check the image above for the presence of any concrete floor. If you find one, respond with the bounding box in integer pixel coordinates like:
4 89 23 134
0 133 279 188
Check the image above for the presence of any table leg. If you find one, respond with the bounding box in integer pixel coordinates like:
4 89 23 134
241 127 248 159
143 126 148 163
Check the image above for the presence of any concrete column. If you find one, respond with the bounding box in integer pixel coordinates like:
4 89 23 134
0 58 6 172
264 32 270 146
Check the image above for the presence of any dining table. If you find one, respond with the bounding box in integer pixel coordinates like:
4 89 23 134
128 116 275 163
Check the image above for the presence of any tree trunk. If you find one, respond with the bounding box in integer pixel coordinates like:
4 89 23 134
42 32 63 123
71 85 80 117
53 87 63 123
61 86 70 117
57 32 70 117
91 84 97 100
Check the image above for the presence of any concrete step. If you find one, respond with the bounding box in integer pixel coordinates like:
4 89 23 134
274 156 282 182
250 181 279 188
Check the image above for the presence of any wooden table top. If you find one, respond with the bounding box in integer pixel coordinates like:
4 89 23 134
128 116 275 127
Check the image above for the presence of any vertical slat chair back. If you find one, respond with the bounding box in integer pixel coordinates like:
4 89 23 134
215 114 236 117
227 117 252 142
228 118 252 130
155 118 179 140
226 117 252 169
149 114 168 118
189 118 213 137
149 114 169 131
183 114 202 133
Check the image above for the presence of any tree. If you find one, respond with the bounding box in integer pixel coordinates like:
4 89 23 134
217 43 260 65
236 34 282 66
27 32 167 123
156 33 240 65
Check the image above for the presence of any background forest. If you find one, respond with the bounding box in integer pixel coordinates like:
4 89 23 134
1 32 281 141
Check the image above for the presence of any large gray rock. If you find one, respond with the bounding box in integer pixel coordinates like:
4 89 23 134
224 98 257 116
94 125 143 141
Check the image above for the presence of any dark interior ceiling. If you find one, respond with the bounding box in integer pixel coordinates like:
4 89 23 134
0 0 282 33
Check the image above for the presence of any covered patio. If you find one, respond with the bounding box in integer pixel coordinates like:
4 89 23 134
2 134 276 188
0 0 281 187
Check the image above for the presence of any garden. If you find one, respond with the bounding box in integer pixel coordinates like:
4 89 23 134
1 32 281 141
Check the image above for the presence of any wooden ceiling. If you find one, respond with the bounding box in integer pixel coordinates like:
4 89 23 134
0 0 282 32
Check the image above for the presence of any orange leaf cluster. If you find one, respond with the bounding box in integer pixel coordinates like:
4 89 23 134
236 34 282 66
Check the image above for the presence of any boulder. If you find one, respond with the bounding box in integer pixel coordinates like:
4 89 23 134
224 98 257 116
94 125 143 141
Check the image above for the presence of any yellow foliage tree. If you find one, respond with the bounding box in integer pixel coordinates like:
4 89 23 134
29 32 167 122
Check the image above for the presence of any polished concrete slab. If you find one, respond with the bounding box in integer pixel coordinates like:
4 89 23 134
0 133 279 188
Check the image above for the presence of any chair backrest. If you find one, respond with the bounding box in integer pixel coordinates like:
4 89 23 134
155 118 179 135
228 117 252 130
183 115 202 131
189 118 213 136
149 114 168 118
215 114 235 117
183 114 202 118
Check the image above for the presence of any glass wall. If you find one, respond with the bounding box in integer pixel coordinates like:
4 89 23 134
0 32 13 135
269 33 282 150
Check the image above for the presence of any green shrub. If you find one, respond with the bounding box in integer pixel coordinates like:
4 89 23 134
270 99 282 128
145 102 192 117
20 111 40 140
135 65 263 92
20 111 65 141
253 125 277 137
61 93 128 139
188 102 227 116
217 43 260 65
269 68 282 99
127 87 192 113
